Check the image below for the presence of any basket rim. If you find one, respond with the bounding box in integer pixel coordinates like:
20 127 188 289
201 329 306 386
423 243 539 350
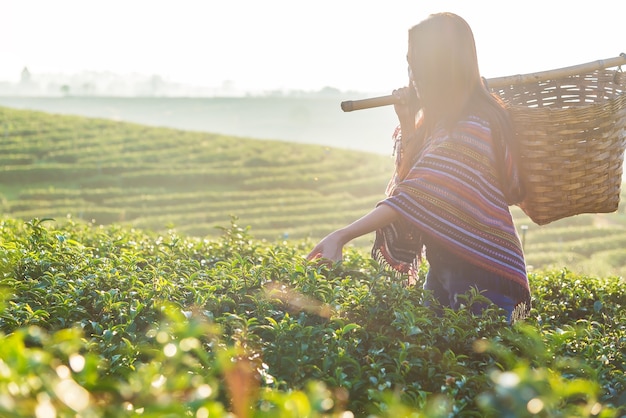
485 54 626 89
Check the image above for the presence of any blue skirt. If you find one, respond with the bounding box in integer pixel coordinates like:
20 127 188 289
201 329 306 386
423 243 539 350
424 240 516 322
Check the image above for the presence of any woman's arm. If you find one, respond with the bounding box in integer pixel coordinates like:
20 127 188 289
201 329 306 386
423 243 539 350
306 204 400 262
393 86 420 138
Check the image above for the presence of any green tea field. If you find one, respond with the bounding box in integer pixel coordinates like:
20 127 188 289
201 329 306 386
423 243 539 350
1 106 625 277
0 217 624 417
0 106 625 416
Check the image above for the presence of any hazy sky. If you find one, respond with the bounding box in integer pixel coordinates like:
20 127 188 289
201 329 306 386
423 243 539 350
2 0 625 93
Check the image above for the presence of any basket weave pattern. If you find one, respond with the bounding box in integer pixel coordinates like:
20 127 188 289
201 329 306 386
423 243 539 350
491 69 626 225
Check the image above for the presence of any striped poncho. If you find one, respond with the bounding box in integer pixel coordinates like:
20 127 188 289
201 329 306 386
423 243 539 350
372 115 531 319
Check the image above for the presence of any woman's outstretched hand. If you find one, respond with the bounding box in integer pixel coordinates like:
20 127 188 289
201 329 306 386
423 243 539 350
306 231 344 263
306 206 400 265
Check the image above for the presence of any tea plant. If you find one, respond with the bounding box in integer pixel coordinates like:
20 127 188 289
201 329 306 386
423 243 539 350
1 217 624 417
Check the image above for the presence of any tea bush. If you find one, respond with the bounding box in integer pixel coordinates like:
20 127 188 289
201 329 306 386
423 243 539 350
0 217 624 417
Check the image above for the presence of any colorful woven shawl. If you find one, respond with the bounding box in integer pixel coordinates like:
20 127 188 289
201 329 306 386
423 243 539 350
372 116 531 320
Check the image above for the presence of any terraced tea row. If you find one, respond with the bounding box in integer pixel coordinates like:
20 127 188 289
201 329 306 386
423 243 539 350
0 106 392 242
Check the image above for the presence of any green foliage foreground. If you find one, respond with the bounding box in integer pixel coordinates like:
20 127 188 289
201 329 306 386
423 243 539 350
0 218 624 417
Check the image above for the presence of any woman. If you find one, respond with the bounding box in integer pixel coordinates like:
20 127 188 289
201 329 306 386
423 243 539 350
307 12 531 322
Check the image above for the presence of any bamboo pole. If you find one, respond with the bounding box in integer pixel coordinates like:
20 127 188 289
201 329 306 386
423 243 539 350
340 53 626 112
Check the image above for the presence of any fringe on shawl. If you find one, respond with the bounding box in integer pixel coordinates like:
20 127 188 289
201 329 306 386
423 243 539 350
511 300 531 324
371 220 423 286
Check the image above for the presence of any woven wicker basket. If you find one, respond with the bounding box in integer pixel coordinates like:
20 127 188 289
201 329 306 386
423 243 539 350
489 68 626 225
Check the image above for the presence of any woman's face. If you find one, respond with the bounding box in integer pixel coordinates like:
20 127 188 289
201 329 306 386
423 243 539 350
408 65 416 89
407 50 422 99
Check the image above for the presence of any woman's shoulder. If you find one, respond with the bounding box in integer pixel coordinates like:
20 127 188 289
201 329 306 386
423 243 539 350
435 115 491 141
458 114 490 130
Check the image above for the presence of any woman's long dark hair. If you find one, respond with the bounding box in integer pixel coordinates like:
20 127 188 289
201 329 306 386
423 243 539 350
398 12 525 204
